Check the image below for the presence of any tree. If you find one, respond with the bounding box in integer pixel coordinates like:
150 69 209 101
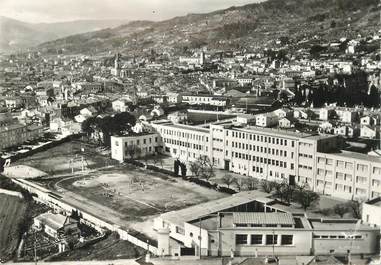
189 161 201 178
260 180 276 193
125 144 141 160
293 185 320 211
180 163 187 177
242 178 259 191
222 174 235 189
197 156 216 181
174 159 180 176
333 203 349 218
346 200 363 219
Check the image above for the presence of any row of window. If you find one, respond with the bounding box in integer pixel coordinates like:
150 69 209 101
232 152 290 169
164 138 206 151
231 142 290 158
313 234 362 240
229 131 295 148
235 234 293 246
160 128 209 142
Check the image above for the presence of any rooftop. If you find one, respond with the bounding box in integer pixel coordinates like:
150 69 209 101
233 212 295 226
159 190 271 227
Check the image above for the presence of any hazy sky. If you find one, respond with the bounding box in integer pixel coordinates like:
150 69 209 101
0 0 263 23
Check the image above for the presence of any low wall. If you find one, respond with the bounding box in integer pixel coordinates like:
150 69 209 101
11 178 158 255
0 188 23 198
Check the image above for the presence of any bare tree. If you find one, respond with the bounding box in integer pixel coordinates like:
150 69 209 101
242 178 259 191
260 180 276 193
197 156 216 181
125 144 142 160
346 199 364 219
333 203 349 218
293 185 320 211
189 161 202 178
222 174 235 189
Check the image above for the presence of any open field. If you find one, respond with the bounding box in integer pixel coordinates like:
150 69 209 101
0 194 27 260
14 139 117 175
42 164 227 222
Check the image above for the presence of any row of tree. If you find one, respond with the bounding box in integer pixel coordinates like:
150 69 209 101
221 175 320 211
81 112 136 147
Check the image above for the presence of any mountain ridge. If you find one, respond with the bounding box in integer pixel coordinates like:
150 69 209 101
8 0 381 55
0 16 129 53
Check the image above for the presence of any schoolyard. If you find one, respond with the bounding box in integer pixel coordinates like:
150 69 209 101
53 165 227 222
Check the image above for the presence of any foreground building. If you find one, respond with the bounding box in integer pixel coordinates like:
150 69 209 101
150 120 381 201
154 191 380 257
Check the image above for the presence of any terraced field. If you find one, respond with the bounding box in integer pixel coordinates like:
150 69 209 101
0 194 27 260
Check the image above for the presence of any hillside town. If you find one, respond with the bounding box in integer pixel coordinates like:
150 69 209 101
0 0 381 264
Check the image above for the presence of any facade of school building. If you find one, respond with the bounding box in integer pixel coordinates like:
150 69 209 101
149 120 381 201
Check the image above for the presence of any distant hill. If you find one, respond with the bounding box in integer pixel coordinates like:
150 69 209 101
0 16 129 53
36 0 380 56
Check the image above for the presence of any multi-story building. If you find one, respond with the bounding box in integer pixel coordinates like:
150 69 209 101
154 191 380 257
111 133 161 162
150 120 381 201
0 123 44 150
315 152 381 200
182 94 229 107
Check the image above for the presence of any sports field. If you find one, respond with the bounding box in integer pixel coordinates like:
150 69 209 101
0 194 27 260
55 165 227 222
14 140 117 175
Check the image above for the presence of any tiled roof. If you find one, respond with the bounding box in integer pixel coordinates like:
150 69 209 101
233 212 295 225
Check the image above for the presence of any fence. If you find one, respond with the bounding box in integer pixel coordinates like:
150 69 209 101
0 188 23 198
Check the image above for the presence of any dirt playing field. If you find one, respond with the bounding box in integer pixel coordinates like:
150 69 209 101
55 165 227 222
0 194 27 260
14 140 117 175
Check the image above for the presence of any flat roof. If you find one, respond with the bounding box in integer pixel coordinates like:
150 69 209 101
320 150 381 164
163 123 210 133
159 190 272 227
233 212 295 225
310 219 375 231
234 126 322 140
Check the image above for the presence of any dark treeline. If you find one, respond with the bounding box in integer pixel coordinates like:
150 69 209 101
294 70 380 108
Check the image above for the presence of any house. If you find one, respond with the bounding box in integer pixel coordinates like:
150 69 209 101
293 109 308 119
279 117 294 128
112 99 132 112
255 113 279 127
151 105 165 118
340 109 359 123
166 93 182 104
236 114 256 125
273 108 293 119
333 125 348 137
360 126 379 139
319 121 333 133
361 115 379 126
80 106 97 117
319 108 336 121
34 212 80 239
168 111 188 124
4 98 23 109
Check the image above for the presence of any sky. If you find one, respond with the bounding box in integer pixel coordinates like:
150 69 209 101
0 0 264 23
